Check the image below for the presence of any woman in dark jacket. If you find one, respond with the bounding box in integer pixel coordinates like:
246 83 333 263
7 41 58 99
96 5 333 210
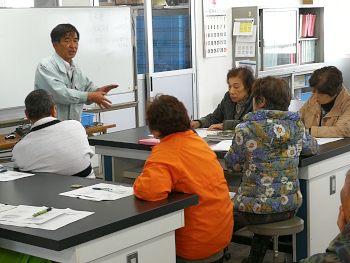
191 67 254 131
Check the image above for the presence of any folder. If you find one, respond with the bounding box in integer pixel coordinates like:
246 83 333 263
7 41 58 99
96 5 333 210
301 15 307 37
306 14 311 37
299 14 303 37
138 138 160 145
309 15 316 37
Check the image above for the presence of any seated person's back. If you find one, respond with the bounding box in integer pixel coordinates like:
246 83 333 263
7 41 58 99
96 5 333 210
133 95 233 261
12 89 94 178
225 76 319 263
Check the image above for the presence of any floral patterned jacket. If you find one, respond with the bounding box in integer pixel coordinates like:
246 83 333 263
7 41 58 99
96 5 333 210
224 110 319 214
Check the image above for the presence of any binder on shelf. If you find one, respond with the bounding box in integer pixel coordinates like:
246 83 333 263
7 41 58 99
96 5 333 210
309 15 316 37
299 39 315 64
301 15 308 37
299 14 316 37
299 14 303 38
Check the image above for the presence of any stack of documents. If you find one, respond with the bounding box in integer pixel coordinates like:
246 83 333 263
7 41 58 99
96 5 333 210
60 183 134 201
0 205 93 230
0 171 34 182
195 128 219 139
210 140 232 152
316 137 343 145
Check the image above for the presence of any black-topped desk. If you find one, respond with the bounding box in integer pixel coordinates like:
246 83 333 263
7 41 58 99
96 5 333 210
89 126 350 260
0 173 198 262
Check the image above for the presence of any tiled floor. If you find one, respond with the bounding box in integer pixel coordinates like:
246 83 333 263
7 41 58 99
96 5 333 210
226 242 293 263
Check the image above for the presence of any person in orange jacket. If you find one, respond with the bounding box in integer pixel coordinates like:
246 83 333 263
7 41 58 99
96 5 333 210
133 95 233 263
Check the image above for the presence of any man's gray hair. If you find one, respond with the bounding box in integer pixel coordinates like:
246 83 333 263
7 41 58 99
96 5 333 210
25 89 55 120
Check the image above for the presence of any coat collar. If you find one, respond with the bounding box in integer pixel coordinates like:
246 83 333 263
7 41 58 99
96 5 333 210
324 86 349 118
31 116 58 129
53 52 69 74
306 86 349 118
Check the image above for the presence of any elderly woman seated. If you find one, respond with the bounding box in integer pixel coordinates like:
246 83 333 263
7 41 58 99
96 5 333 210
191 67 255 131
299 66 350 137
133 95 233 263
225 76 319 263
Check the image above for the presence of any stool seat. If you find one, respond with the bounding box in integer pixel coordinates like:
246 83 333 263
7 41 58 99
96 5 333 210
247 217 304 263
247 216 304 236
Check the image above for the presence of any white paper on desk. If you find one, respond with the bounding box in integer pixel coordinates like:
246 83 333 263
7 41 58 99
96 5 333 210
0 205 45 222
195 128 219 139
0 208 94 230
0 205 65 225
210 140 232 152
21 209 66 225
60 183 134 201
0 204 16 213
316 137 343 145
0 171 34 182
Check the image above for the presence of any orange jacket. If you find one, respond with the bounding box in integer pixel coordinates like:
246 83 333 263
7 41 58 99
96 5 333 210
134 130 233 260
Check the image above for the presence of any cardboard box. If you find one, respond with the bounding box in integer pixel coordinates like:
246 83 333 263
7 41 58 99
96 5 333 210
303 0 313 4
115 0 144 5
99 2 115 6
294 75 306 88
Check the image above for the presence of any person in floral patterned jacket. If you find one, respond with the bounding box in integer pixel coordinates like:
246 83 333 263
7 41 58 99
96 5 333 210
224 76 319 263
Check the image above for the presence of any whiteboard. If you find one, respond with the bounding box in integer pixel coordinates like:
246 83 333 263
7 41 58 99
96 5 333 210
0 7 134 109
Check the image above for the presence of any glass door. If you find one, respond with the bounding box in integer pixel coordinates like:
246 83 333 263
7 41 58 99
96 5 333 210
142 0 195 119
261 8 298 70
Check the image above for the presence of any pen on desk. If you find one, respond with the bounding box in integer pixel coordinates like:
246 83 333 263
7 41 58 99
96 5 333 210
92 187 112 191
32 207 52 217
0 169 8 173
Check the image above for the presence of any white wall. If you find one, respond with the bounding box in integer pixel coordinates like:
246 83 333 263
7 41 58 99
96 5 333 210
195 0 350 117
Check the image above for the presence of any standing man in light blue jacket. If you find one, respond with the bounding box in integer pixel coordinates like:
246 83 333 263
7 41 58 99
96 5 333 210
35 24 118 121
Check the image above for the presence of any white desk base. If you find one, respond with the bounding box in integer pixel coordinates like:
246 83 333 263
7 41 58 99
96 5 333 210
96 145 350 259
0 210 184 263
299 150 350 257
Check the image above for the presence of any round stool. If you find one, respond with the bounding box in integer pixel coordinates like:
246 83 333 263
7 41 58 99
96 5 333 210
247 216 304 263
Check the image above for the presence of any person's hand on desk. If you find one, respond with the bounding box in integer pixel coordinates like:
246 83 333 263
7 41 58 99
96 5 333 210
207 123 223 131
190 121 201 129
88 91 112 110
98 84 118 93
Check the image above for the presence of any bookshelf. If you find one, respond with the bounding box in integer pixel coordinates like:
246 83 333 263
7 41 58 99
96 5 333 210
232 6 324 101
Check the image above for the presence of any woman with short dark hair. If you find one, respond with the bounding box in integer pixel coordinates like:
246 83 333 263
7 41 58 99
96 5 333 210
299 66 350 137
225 76 318 263
191 67 255 131
134 95 233 263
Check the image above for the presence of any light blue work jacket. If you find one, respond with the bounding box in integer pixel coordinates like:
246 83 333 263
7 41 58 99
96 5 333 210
34 53 98 121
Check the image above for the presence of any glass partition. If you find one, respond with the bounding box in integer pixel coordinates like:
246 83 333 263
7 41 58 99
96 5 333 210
134 1 191 73
262 9 297 69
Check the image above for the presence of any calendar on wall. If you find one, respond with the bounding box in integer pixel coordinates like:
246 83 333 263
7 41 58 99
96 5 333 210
203 0 227 58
